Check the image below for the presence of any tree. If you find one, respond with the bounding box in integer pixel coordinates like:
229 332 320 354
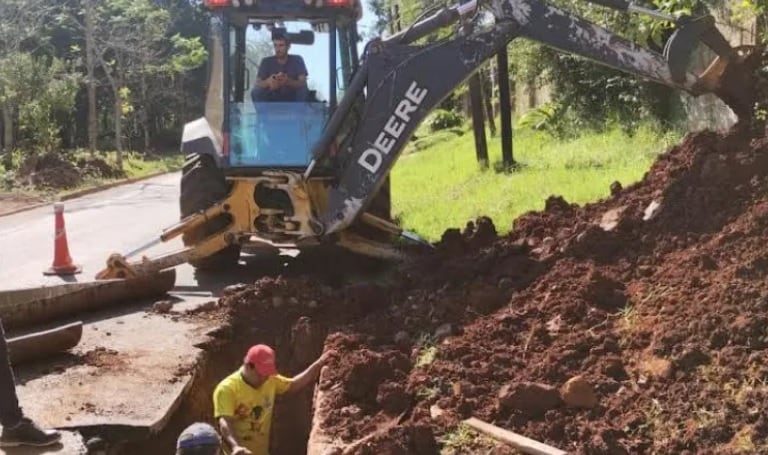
87 0 205 167
85 0 97 153
364 0 390 38
0 0 59 153
0 53 81 153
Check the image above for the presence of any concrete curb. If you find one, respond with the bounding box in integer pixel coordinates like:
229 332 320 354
0 169 179 218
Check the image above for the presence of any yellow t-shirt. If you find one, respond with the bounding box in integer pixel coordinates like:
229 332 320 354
213 368 292 455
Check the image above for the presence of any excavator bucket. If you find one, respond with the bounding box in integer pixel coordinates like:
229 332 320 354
0 270 176 330
664 14 763 120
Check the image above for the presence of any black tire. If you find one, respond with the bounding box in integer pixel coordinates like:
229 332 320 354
180 154 241 270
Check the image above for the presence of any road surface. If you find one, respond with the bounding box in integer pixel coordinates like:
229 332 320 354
0 173 230 453
0 172 198 292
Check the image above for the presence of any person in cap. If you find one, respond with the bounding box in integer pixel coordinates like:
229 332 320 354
176 422 221 455
213 344 333 455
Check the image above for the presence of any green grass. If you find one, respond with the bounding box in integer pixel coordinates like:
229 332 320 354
105 150 185 179
391 122 682 240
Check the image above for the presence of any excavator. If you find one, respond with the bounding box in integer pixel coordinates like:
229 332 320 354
1 0 762 329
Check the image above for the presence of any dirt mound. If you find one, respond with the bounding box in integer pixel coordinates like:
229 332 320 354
14 153 125 189
77 157 126 179
190 123 768 453
22 153 82 189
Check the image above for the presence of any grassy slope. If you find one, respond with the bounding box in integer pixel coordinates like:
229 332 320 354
391 123 682 241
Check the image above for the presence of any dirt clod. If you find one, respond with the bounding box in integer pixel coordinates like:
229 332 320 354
560 375 597 409
497 382 561 417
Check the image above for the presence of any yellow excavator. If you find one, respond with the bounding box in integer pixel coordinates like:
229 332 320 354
2 0 763 327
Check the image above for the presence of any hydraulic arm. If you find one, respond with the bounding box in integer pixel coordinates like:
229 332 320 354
93 0 760 282
310 0 758 236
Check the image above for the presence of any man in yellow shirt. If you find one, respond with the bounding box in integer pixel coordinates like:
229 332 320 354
213 344 333 455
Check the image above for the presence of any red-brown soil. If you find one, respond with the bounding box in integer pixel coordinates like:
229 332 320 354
205 123 768 454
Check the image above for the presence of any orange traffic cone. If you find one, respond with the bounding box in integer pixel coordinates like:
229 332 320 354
44 202 81 276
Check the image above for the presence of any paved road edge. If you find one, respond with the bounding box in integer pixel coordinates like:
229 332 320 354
0 169 179 218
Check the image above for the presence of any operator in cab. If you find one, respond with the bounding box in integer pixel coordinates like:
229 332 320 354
251 31 308 103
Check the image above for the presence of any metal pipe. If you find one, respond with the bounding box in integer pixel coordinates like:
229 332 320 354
123 237 163 259
329 18 338 112
386 6 459 45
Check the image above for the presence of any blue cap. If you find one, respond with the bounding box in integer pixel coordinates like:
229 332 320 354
176 422 220 450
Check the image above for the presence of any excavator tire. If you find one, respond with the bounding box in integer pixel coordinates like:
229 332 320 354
180 153 241 270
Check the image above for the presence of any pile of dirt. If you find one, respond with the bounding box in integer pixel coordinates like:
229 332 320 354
80 347 129 372
14 153 124 189
178 105 768 454
22 153 82 189
77 157 126 180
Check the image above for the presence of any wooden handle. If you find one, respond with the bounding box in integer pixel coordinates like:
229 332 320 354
463 417 567 455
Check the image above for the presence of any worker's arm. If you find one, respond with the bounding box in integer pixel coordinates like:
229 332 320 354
283 57 308 89
284 350 335 395
256 76 272 89
218 416 252 455
255 57 278 90
213 384 252 454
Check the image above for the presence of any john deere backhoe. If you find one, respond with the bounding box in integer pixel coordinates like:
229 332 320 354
31 0 768 290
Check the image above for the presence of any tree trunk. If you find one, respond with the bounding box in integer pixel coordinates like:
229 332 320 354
140 74 150 152
113 94 123 170
96 50 123 170
482 71 497 137
85 0 98 155
3 105 14 152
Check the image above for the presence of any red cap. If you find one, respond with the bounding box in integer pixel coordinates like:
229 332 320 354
244 344 277 377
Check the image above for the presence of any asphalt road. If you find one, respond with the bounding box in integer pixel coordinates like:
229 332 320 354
0 172 206 295
0 172 223 448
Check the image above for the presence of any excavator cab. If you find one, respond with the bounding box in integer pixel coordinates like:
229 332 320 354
173 0 381 271
216 10 360 169
195 0 362 172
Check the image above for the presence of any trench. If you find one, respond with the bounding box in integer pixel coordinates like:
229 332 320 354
91 248 390 454
110 321 325 454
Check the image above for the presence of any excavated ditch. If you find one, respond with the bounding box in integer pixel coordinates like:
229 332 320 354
123 123 768 454
101 127 768 453
91 52 768 453
105 251 394 455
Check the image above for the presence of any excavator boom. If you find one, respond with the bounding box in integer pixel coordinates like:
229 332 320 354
90 0 761 282
311 0 759 235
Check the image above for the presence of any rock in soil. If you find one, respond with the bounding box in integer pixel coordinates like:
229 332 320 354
560 375 597 409
497 382 561 417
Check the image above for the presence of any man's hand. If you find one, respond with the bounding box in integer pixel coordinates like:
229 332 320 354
232 446 253 455
267 75 280 90
319 349 337 365
285 349 338 395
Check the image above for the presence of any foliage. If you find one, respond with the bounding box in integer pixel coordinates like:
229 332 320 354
0 53 81 152
0 0 208 159
428 109 464 132
365 0 391 37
